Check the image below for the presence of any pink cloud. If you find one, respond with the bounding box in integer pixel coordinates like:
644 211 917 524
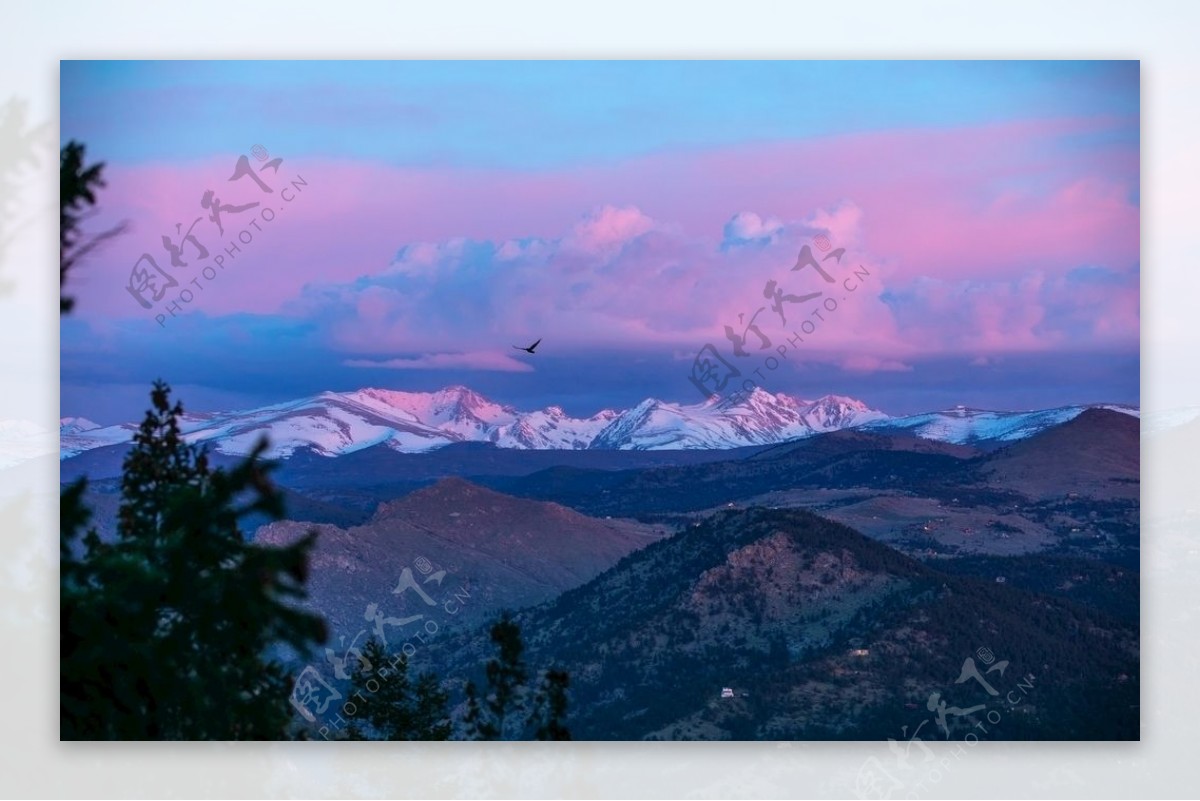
276 199 1134 370
72 115 1137 369
722 211 784 247
564 205 657 254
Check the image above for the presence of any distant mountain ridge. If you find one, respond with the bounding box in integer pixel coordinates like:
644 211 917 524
255 476 665 634
978 407 1139 499
426 505 1139 739
861 403 1139 445
58 385 1139 460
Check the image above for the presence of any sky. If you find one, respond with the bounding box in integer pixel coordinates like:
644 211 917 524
59 60 1140 424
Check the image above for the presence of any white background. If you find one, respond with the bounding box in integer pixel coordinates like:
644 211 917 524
2 1 1194 797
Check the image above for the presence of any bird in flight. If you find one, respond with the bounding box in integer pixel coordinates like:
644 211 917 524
513 338 542 354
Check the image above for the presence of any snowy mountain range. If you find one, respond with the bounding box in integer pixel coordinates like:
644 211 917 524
861 403 1140 445
57 386 1139 461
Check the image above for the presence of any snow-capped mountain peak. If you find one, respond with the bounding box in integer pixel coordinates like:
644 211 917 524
802 394 887 431
861 404 1139 445
588 390 889 450
55 385 1140 462
60 417 101 435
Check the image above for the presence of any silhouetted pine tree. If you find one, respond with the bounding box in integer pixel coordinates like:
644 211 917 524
60 381 326 739
483 613 527 739
347 638 451 740
527 668 571 740
458 614 570 740
59 140 125 312
411 671 453 740
458 615 528 739
462 680 491 740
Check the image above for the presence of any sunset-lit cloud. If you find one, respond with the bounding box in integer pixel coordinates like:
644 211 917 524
60 61 1139 421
